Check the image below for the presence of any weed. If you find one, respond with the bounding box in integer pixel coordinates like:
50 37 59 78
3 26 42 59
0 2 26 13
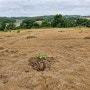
36 53 48 60
17 30 20 33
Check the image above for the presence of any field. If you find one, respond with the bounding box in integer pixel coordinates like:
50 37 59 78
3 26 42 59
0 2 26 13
0 28 90 90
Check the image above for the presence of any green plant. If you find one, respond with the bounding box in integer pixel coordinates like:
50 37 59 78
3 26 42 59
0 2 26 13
36 53 48 59
17 30 20 33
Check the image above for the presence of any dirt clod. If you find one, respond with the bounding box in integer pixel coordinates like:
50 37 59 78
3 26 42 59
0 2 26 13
84 37 90 39
29 57 54 71
0 47 4 50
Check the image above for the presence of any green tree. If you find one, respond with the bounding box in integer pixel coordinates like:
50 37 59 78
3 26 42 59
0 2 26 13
32 22 40 28
41 21 51 28
0 17 16 23
20 23 27 29
62 19 75 27
51 14 64 27
0 22 6 31
86 20 90 27
6 23 16 30
76 18 87 26
21 19 35 29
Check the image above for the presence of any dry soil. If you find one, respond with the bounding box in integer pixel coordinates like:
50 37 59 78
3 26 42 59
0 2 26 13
0 28 90 90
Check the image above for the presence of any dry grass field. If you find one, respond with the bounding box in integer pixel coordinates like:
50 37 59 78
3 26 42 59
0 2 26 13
0 28 90 90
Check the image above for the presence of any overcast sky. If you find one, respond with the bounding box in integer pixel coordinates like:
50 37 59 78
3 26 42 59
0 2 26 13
0 0 90 17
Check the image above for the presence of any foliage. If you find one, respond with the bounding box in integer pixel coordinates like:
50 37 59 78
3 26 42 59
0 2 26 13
85 20 89 27
36 54 48 60
0 14 90 31
0 22 6 31
51 14 78 28
25 15 54 22
0 17 16 23
20 19 35 29
20 23 27 29
32 22 40 28
51 14 64 27
6 23 16 30
41 21 51 28
76 18 90 27
17 29 21 33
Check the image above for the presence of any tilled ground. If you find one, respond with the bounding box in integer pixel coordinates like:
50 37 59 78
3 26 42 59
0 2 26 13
0 28 90 90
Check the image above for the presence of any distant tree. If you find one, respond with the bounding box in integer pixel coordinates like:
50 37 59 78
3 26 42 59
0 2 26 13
20 23 27 29
0 17 16 23
76 18 87 26
0 22 6 31
21 19 35 29
51 14 64 27
41 21 51 28
32 22 40 28
6 23 16 30
62 19 75 27
86 20 90 27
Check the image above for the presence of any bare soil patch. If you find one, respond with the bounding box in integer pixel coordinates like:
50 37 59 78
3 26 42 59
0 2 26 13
28 57 55 71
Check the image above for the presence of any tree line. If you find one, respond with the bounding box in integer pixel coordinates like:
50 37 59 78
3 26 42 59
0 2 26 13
0 14 90 31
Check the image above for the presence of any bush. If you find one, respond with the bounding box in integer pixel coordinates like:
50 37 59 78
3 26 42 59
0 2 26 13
6 23 16 30
17 30 20 33
0 22 6 31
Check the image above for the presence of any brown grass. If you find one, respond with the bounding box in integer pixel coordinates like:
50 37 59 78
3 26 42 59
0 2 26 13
0 28 90 90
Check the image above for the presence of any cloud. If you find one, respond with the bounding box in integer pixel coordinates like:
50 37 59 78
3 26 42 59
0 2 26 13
0 0 90 16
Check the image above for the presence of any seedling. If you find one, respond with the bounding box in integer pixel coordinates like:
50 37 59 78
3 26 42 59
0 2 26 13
36 53 48 60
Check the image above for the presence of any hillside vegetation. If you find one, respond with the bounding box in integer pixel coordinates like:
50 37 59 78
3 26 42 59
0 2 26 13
0 14 90 31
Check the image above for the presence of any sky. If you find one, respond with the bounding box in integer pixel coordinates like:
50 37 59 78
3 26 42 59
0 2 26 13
0 0 90 17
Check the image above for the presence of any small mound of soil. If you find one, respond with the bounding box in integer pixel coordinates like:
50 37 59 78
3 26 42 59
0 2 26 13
0 74 8 84
84 37 90 39
28 57 54 71
0 47 4 50
26 36 37 39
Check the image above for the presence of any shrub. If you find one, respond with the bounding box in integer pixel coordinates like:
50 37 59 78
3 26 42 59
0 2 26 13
17 30 20 33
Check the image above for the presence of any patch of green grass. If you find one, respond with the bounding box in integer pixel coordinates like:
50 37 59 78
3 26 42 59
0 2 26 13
36 53 48 60
17 30 20 33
